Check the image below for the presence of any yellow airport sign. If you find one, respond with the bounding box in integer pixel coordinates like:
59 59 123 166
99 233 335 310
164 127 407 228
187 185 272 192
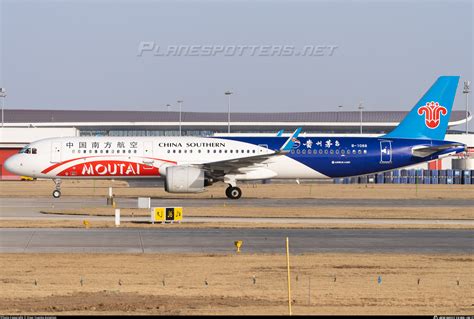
151 207 182 224
153 208 165 222
174 207 183 221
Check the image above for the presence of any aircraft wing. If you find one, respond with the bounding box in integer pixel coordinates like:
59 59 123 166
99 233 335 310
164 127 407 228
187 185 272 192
198 128 301 172
411 143 465 158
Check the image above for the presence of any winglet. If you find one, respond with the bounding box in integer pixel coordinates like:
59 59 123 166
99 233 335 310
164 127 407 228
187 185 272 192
280 127 302 152
276 129 284 137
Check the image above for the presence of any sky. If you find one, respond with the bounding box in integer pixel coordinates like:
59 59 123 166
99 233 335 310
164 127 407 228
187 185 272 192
0 0 472 114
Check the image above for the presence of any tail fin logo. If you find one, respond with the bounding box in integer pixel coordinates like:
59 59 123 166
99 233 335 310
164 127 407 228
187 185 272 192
417 101 447 129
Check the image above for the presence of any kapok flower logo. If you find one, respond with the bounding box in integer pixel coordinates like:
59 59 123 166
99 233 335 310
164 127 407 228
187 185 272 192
417 101 447 129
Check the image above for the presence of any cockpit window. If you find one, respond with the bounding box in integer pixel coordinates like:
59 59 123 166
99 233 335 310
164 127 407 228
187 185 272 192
19 146 37 154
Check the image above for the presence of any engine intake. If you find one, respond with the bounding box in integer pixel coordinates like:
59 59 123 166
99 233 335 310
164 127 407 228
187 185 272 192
164 166 205 193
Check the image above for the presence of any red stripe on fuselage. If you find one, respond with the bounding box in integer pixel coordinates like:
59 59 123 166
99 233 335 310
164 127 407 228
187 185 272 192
57 160 161 177
41 156 176 174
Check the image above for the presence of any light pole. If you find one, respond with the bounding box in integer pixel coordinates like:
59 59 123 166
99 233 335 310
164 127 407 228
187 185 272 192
225 91 233 134
166 104 171 112
337 105 343 123
358 102 364 134
177 100 183 136
0 88 6 128
463 81 471 134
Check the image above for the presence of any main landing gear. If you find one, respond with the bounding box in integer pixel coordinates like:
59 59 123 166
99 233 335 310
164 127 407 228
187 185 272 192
225 185 242 200
52 179 62 198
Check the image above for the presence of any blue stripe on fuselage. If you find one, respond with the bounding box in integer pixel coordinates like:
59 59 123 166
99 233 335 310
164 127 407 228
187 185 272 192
215 136 464 178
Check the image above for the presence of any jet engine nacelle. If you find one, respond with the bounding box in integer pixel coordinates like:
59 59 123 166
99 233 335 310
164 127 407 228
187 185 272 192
164 165 205 193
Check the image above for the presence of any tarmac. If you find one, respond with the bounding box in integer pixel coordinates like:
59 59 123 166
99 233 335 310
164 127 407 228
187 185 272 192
1 196 473 254
1 228 473 254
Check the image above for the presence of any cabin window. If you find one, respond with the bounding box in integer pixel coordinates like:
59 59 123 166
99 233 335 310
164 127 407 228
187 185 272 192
358 150 362 154
330 150 334 154
302 149 306 155
296 149 301 154
324 150 328 154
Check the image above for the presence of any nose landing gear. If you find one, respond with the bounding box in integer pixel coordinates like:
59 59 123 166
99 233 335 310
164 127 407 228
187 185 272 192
52 179 62 198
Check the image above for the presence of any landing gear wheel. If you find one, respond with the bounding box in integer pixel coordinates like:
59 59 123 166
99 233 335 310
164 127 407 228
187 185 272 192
52 190 61 198
226 186 242 200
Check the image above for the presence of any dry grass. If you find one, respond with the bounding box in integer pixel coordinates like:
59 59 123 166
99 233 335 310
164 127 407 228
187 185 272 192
1 219 472 229
0 253 472 315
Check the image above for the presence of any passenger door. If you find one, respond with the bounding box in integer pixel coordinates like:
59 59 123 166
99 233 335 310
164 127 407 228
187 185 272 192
380 141 392 164
51 142 62 163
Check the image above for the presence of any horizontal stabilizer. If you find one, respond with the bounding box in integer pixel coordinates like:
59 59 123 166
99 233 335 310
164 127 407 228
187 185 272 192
411 143 465 158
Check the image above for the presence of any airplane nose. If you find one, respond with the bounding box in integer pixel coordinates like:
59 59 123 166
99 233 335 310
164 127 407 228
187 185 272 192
4 155 21 175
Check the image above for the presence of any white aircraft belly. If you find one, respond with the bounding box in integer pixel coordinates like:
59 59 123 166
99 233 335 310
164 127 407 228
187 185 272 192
265 155 328 179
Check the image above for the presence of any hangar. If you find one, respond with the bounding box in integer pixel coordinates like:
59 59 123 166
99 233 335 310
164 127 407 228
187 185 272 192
0 109 472 179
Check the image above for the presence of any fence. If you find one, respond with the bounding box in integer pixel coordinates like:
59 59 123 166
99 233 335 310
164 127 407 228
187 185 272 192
334 169 474 185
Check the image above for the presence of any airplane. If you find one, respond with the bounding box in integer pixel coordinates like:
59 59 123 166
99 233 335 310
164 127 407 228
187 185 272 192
4 76 467 199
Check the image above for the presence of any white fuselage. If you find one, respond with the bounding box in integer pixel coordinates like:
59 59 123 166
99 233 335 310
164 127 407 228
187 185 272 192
4 136 327 180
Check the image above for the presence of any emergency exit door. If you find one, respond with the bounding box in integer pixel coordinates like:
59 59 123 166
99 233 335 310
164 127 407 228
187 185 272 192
142 141 154 165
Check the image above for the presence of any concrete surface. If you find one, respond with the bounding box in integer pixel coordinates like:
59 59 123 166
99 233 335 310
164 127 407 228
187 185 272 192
1 228 473 254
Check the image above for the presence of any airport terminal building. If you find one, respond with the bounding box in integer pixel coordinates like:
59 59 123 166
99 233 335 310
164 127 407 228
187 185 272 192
0 109 473 180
